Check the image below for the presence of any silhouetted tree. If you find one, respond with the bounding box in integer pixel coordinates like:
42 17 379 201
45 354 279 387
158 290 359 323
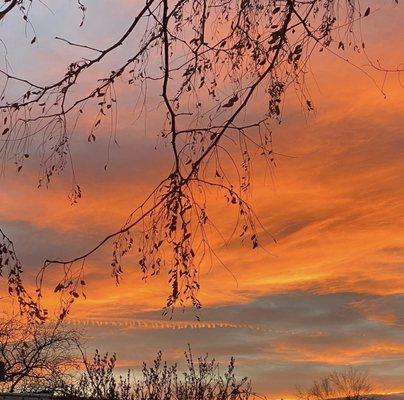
297 368 373 400
0 0 401 320
0 316 80 392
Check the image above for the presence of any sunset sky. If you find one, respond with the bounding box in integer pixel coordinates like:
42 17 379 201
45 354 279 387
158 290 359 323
1 0 404 397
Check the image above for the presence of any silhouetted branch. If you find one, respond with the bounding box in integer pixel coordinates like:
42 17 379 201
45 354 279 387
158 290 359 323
0 0 18 20
0 0 402 320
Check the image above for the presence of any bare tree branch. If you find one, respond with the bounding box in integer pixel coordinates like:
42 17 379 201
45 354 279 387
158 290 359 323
0 0 401 319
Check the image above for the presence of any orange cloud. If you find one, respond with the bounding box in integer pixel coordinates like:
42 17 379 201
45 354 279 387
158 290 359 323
1 1 403 396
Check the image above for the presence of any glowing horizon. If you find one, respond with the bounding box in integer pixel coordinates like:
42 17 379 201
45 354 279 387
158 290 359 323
0 0 404 397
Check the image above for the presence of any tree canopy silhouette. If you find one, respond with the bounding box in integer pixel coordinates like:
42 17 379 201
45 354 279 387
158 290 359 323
0 316 79 392
0 0 401 321
297 368 372 400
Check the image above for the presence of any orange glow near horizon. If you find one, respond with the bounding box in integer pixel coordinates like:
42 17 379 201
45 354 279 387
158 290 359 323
0 0 404 397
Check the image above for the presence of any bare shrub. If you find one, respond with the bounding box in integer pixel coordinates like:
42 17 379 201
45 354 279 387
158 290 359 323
62 346 258 400
297 368 373 400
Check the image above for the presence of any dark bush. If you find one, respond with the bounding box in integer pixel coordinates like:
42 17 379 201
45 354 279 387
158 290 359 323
62 346 258 400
